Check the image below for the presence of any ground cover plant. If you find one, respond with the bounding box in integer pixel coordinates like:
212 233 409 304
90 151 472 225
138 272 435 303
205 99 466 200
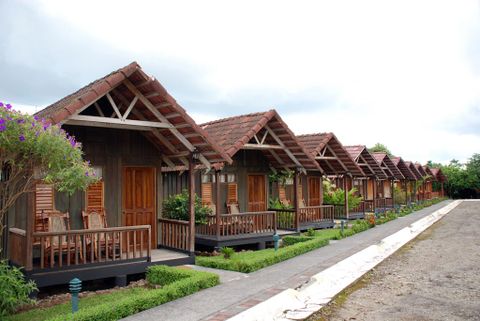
6 266 219 321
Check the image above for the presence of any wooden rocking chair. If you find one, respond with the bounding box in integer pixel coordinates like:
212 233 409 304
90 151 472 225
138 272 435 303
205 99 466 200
82 208 120 260
42 210 83 266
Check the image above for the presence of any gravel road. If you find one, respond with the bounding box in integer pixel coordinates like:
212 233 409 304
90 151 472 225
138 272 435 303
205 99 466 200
311 200 480 321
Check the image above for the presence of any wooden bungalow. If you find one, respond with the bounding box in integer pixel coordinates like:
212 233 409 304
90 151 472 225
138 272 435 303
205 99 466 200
414 163 428 201
404 161 423 202
391 157 418 205
344 145 388 215
429 168 446 198
297 133 364 220
372 153 404 212
191 110 326 249
5 62 232 287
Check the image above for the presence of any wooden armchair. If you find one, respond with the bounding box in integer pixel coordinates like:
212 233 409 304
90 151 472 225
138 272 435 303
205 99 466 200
42 210 83 266
82 208 119 259
226 202 240 214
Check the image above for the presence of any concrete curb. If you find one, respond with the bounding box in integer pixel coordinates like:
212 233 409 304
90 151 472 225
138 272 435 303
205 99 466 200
227 200 462 321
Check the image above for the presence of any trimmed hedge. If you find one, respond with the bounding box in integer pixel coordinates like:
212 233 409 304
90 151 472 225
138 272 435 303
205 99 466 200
11 266 219 321
196 237 329 273
282 235 314 246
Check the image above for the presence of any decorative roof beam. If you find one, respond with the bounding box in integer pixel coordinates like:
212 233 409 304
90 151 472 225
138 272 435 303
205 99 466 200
123 79 211 169
265 125 305 173
66 115 173 130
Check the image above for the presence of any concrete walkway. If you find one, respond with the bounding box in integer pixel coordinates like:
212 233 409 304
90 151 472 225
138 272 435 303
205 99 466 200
123 200 452 321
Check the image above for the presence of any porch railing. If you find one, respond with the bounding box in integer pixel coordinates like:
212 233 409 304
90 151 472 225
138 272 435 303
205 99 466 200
32 225 151 270
196 211 277 238
330 204 346 219
298 205 334 223
375 198 386 211
350 201 365 214
364 200 375 212
159 218 190 252
268 209 296 230
431 191 440 198
385 197 393 208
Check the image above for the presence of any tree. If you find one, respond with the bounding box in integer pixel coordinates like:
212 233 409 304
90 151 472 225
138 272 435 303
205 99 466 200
368 143 393 157
0 102 97 241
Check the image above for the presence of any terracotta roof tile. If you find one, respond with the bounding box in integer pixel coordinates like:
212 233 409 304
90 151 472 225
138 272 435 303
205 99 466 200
344 145 387 179
201 110 321 171
392 156 417 180
297 133 363 176
34 62 232 167
372 152 404 180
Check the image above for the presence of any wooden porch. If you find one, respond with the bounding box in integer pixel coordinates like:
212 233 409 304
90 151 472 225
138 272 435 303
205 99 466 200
9 225 193 287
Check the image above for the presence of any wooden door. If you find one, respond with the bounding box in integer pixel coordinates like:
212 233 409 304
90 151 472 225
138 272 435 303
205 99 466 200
367 179 374 199
247 175 266 212
308 177 321 206
122 167 156 249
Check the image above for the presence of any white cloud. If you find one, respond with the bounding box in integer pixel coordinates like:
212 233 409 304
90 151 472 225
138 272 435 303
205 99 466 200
18 0 480 163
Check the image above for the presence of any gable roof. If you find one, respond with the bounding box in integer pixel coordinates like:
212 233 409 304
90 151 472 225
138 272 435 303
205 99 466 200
415 163 427 177
35 62 231 168
373 153 405 180
297 133 363 176
430 168 446 182
392 157 417 180
200 110 321 171
344 145 387 179
405 161 423 180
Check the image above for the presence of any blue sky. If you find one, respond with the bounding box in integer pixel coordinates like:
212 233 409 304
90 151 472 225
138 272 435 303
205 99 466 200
1 0 479 164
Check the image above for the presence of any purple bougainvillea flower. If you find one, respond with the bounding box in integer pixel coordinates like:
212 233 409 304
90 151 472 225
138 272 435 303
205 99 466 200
0 125 6 132
0 118 5 125
35 131 40 137
17 119 25 124
43 124 49 131
19 135 25 142
69 136 76 147
0 102 3 107
85 171 89 177
6 104 12 110
34 116 39 121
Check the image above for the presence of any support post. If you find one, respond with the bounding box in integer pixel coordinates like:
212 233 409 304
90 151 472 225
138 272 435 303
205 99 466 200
391 179 395 207
343 176 349 220
188 153 196 254
441 182 444 197
215 170 221 240
404 180 408 205
25 192 34 271
293 169 300 232
363 179 367 215
372 178 377 214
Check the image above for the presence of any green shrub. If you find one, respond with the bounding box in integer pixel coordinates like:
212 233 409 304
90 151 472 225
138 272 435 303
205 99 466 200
352 219 370 233
220 247 235 259
282 235 314 246
162 190 212 224
305 228 316 237
42 266 219 321
196 238 329 273
0 260 37 317
146 265 195 286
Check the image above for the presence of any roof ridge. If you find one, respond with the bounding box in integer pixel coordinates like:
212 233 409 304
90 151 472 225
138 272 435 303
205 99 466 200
36 61 139 116
297 132 331 138
200 110 273 127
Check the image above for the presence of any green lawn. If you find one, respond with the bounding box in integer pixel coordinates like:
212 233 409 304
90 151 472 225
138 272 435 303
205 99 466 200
8 266 219 321
7 287 147 321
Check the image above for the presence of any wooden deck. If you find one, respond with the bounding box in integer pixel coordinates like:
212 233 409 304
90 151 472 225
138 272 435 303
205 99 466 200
195 229 297 249
25 249 193 288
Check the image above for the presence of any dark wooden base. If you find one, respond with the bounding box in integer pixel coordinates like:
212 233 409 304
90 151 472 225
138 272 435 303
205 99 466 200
299 221 336 231
26 254 194 288
196 230 298 249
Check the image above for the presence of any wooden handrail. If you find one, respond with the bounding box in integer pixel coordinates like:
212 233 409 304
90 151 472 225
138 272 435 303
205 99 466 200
196 211 276 237
158 218 189 226
33 225 151 237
